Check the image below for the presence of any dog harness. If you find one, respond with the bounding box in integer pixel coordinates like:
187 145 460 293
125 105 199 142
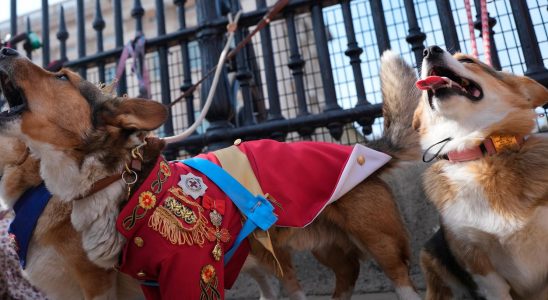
8 183 52 269
115 139 391 299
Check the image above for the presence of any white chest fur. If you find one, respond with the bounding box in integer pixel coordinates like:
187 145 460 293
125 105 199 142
440 164 524 237
440 164 548 295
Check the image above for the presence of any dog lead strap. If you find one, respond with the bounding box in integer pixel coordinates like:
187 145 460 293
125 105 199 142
181 158 278 264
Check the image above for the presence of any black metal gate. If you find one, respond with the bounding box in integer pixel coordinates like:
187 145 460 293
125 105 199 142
3 0 548 157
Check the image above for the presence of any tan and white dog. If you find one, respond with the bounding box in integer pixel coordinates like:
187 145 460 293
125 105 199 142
414 45 548 299
0 135 143 299
0 47 422 300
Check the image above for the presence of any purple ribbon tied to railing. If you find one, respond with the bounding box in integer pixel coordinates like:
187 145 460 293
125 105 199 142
115 33 151 99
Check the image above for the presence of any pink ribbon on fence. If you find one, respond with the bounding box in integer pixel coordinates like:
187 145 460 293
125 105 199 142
480 0 491 66
463 0 491 66
114 33 151 98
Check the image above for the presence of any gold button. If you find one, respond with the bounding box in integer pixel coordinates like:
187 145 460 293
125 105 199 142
233 138 242 146
357 155 365 166
134 237 144 248
137 271 146 278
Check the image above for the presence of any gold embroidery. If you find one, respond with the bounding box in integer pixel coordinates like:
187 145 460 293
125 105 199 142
123 205 147 231
122 161 160 231
159 161 171 176
200 265 220 300
151 160 171 194
148 206 209 246
164 197 197 224
139 191 156 209
169 186 192 201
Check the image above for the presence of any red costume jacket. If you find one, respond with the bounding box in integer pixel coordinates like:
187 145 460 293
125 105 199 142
115 140 391 299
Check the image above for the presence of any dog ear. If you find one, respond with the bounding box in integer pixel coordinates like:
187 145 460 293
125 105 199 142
99 98 168 131
516 76 548 108
412 100 424 131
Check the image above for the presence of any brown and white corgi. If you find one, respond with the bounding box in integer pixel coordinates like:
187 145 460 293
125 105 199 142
0 47 421 300
0 135 143 299
414 45 548 299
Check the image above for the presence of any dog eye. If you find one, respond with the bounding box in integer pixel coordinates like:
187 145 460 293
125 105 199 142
56 74 69 81
458 58 475 64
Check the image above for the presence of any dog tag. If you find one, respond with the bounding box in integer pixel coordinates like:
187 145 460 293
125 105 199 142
178 172 208 199
490 135 518 152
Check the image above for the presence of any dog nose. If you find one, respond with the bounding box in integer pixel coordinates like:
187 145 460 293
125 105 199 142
0 48 20 57
423 46 444 59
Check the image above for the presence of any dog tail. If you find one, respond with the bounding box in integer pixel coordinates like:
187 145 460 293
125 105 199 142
368 50 422 161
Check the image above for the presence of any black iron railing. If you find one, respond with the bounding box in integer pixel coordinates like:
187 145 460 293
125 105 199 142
2 0 548 156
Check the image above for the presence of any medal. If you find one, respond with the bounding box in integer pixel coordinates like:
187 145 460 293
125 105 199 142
204 196 230 261
178 172 208 199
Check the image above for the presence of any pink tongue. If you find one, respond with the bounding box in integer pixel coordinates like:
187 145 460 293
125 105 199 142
416 76 448 90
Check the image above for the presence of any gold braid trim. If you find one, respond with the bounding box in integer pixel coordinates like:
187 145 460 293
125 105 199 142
148 206 209 247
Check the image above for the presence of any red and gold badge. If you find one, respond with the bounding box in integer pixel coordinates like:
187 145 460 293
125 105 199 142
200 264 216 284
159 160 171 177
151 160 171 194
200 264 220 300
123 191 157 231
139 191 157 210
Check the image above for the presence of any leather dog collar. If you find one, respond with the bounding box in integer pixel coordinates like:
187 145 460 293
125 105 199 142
441 135 524 162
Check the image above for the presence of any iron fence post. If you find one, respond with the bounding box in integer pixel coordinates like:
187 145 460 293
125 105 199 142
57 6 68 62
76 0 86 78
175 0 203 155
93 0 106 84
114 0 127 95
403 0 426 68
154 0 176 159
10 0 17 49
230 0 256 128
370 0 391 54
311 2 343 140
24 17 32 59
509 0 548 86
257 0 285 140
435 0 460 53
286 9 313 138
341 0 373 135
41 0 50 67
196 0 233 150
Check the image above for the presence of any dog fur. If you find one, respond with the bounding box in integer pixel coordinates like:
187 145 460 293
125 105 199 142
0 135 142 299
0 48 421 299
414 46 548 299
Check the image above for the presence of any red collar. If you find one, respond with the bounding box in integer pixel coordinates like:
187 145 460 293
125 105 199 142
442 135 524 162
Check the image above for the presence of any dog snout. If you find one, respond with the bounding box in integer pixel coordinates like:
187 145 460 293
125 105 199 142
0 48 20 58
423 45 444 59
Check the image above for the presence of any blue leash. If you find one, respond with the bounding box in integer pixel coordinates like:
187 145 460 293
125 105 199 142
182 158 277 264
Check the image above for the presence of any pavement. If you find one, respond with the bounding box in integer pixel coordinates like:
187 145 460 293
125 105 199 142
282 293 400 299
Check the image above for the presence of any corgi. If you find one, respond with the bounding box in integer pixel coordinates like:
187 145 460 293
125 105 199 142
0 135 143 299
414 45 548 299
0 47 421 300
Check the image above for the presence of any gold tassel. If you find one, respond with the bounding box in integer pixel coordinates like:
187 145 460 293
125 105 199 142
148 206 209 247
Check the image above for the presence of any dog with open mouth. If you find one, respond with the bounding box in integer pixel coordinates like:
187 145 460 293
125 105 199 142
0 47 423 300
414 45 548 299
